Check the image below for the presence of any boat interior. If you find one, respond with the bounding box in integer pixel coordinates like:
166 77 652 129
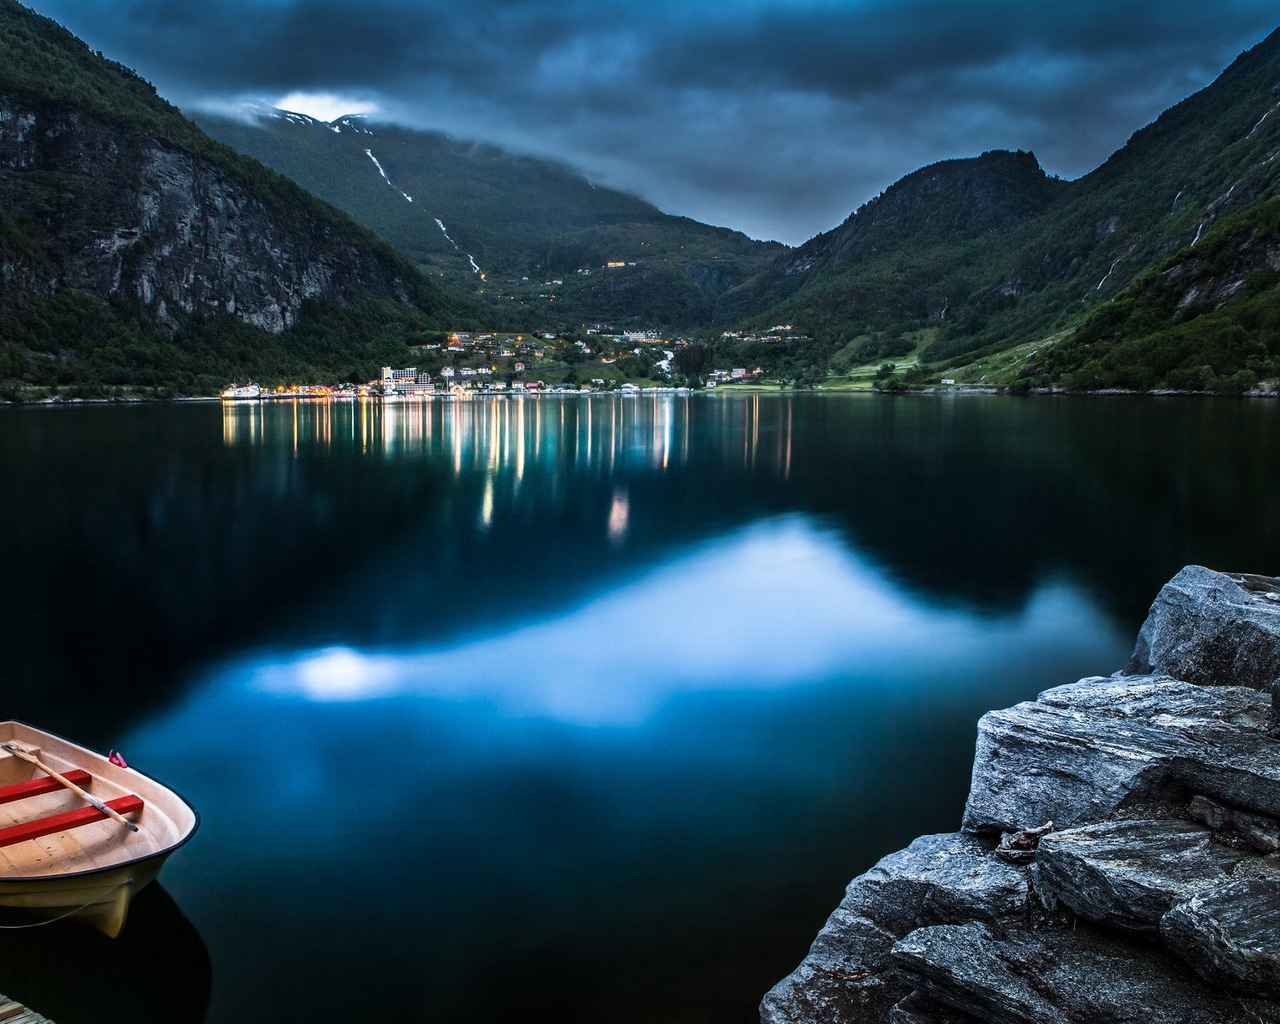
0 722 196 879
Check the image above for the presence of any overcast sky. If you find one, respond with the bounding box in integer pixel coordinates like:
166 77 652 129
24 0 1280 245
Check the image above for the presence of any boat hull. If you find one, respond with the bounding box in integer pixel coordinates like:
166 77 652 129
0 722 198 937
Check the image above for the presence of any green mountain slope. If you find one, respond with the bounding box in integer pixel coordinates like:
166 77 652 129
1022 194 1280 391
0 0 472 397
195 109 784 329
719 149 1069 334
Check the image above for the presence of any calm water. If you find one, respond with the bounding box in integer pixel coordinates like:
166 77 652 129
1 392 1279 1022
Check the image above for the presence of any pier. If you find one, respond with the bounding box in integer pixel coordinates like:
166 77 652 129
0 993 53 1022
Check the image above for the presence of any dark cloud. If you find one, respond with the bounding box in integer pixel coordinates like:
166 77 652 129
24 0 1280 243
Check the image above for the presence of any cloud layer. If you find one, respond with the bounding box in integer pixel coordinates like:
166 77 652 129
26 0 1280 243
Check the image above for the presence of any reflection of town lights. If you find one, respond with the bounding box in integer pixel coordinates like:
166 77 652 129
608 489 629 544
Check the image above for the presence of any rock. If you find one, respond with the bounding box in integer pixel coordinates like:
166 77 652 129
960 675 1280 835
1124 566 1280 690
890 921 1280 1023
760 834 1027 1024
1031 819 1242 932
887 991 982 1024
1161 877 1280 999
759 917 907 1024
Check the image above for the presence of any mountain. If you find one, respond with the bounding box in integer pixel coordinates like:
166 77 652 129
724 26 1280 389
195 21 1280 393
0 0 469 398
194 109 784 329
3 0 1276 396
718 149 1068 335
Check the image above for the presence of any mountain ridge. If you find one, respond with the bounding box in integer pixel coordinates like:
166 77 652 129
194 105 786 329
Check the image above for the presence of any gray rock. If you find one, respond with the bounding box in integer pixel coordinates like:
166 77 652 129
961 675 1280 834
890 921 1280 1023
760 834 1027 1024
1188 793 1280 853
1125 565 1280 690
759 918 907 1024
1032 819 1243 932
1161 877 1280 999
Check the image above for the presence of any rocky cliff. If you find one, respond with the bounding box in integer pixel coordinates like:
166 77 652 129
0 94 424 336
764 565 1280 1023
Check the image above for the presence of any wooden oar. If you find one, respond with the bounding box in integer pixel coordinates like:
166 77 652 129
0 742 139 833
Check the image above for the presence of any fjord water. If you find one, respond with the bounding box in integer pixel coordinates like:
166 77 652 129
2 392 1279 1022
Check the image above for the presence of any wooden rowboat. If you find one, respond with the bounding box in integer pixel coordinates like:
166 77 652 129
0 721 198 937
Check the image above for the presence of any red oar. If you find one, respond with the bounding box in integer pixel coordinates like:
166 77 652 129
1 742 139 833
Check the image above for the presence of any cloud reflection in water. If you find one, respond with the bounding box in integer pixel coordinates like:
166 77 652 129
247 515 1121 725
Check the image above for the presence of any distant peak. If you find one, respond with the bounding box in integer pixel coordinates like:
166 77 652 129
328 114 376 136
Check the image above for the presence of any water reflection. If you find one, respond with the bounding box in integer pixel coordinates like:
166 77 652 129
8 395 1280 738
7 394 1280 1022
125 513 1125 1022
0 883 209 1024
245 516 1123 725
219 392 790 480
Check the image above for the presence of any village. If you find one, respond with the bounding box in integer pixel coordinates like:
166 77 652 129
222 324 800 399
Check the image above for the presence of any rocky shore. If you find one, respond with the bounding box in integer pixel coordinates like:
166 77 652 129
763 565 1280 1024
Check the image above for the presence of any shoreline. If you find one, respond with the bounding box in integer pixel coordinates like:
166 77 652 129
5 382 1280 406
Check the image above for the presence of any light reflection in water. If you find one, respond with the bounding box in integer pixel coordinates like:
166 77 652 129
608 488 629 544
219 393 769 478
224 516 1121 726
